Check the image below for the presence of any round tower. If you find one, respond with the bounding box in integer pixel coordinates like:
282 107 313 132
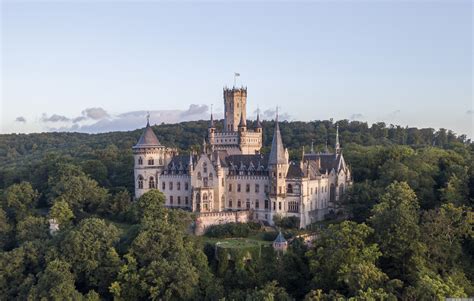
133 118 165 198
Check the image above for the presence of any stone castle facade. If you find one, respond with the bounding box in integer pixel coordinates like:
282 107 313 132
133 87 352 229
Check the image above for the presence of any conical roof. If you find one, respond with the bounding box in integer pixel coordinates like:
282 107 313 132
256 112 262 128
274 231 287 243
134 121 161 148
268 116 286 164
238 110 246 127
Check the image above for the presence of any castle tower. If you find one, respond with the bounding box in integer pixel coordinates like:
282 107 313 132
268 113 289 219
224 87 247 132
133 118 166 198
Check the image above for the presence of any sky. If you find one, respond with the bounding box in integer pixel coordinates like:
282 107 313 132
1 0 472 137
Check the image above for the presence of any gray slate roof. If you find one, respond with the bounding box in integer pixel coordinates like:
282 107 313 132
134 123 161 148
268 121 286 165
274 231 287 243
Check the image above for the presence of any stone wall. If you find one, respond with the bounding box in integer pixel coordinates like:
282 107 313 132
194 210 252 235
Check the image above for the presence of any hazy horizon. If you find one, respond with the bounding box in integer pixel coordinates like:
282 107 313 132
1 1 472 137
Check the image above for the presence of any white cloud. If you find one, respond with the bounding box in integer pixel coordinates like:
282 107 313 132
15 116 27 123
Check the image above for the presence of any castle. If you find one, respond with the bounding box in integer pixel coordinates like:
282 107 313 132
133 87 352 229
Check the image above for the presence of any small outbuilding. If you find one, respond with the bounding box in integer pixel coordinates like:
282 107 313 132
272 231 288 253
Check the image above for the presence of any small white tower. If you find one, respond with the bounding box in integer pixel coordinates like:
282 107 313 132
133 116 165 198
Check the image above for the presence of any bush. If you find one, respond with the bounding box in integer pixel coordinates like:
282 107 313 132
273 215 300 229
205 222 260 238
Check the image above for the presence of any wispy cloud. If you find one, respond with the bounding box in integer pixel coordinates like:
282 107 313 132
255 108 291 121
15 116 27 123
467 110 473 115
41 114 70 122
46 104 213 133
350 113 364 120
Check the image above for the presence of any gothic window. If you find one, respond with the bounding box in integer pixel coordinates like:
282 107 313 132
203 162 207 173
339 184 344 196
221 178 224 187
209 173 213 180
197 172 202 180
177 182 181 190
138 176 144 189
185 183 189 190
279 186 282 194
246 200 250 209
178 196 181 205
278 202 282 210
237 184 241 192
273 202 276 210
162 182 166 190
203 177 208 187
237 200 241 208
138 157 143 165
229 184 232 192
255 184 260 193
196 193 201 201
229 200 232 207
185 196 189 205
255 200 259 209
265 199 269 209
264 185 269 193
148 158 154 165
279 172 282 178
170 196 173 204
246 184 250 193
169 182 173 191
203 193 208 201
149 177 155 189
287 184 293 193
288 201 299 213
330 184 336 202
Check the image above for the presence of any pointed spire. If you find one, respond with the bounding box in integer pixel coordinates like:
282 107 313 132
202 138 207 154
310 140 315 154
256 107 262 128
146 111 150 127
209 105 215 128
269 110 286 165
238 107 246 128
335 124 340 153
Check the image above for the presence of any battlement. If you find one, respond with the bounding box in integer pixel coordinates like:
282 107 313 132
223 87 247 98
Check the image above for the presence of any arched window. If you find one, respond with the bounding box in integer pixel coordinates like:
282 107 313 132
148 158 154 165
209 173 213 180
203 193 208 201
287 184 293 193
149 177 155 189
196 193 201 202
203 177 208 187
203 162 207 173
138 157 143 165
197 172 202 180
138 175 144 189
330 184 336 202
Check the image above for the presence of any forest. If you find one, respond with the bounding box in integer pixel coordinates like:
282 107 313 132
0 119 472 300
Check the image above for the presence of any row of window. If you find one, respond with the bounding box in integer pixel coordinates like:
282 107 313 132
168 195 189 206
228 183 268 193
137 176 155 189
162 181 189 191
137 157 163 166
227 199 270 210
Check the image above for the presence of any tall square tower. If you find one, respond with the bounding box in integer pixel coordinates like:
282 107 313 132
224 87 247 132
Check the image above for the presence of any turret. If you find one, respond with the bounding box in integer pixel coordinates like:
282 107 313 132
268 111 289 198
335 124 340 154
208 109 216 144
255 110 263 133
238 108 247 132
133 115 165 198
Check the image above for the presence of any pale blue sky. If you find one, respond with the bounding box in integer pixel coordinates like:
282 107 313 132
1 0 472 137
